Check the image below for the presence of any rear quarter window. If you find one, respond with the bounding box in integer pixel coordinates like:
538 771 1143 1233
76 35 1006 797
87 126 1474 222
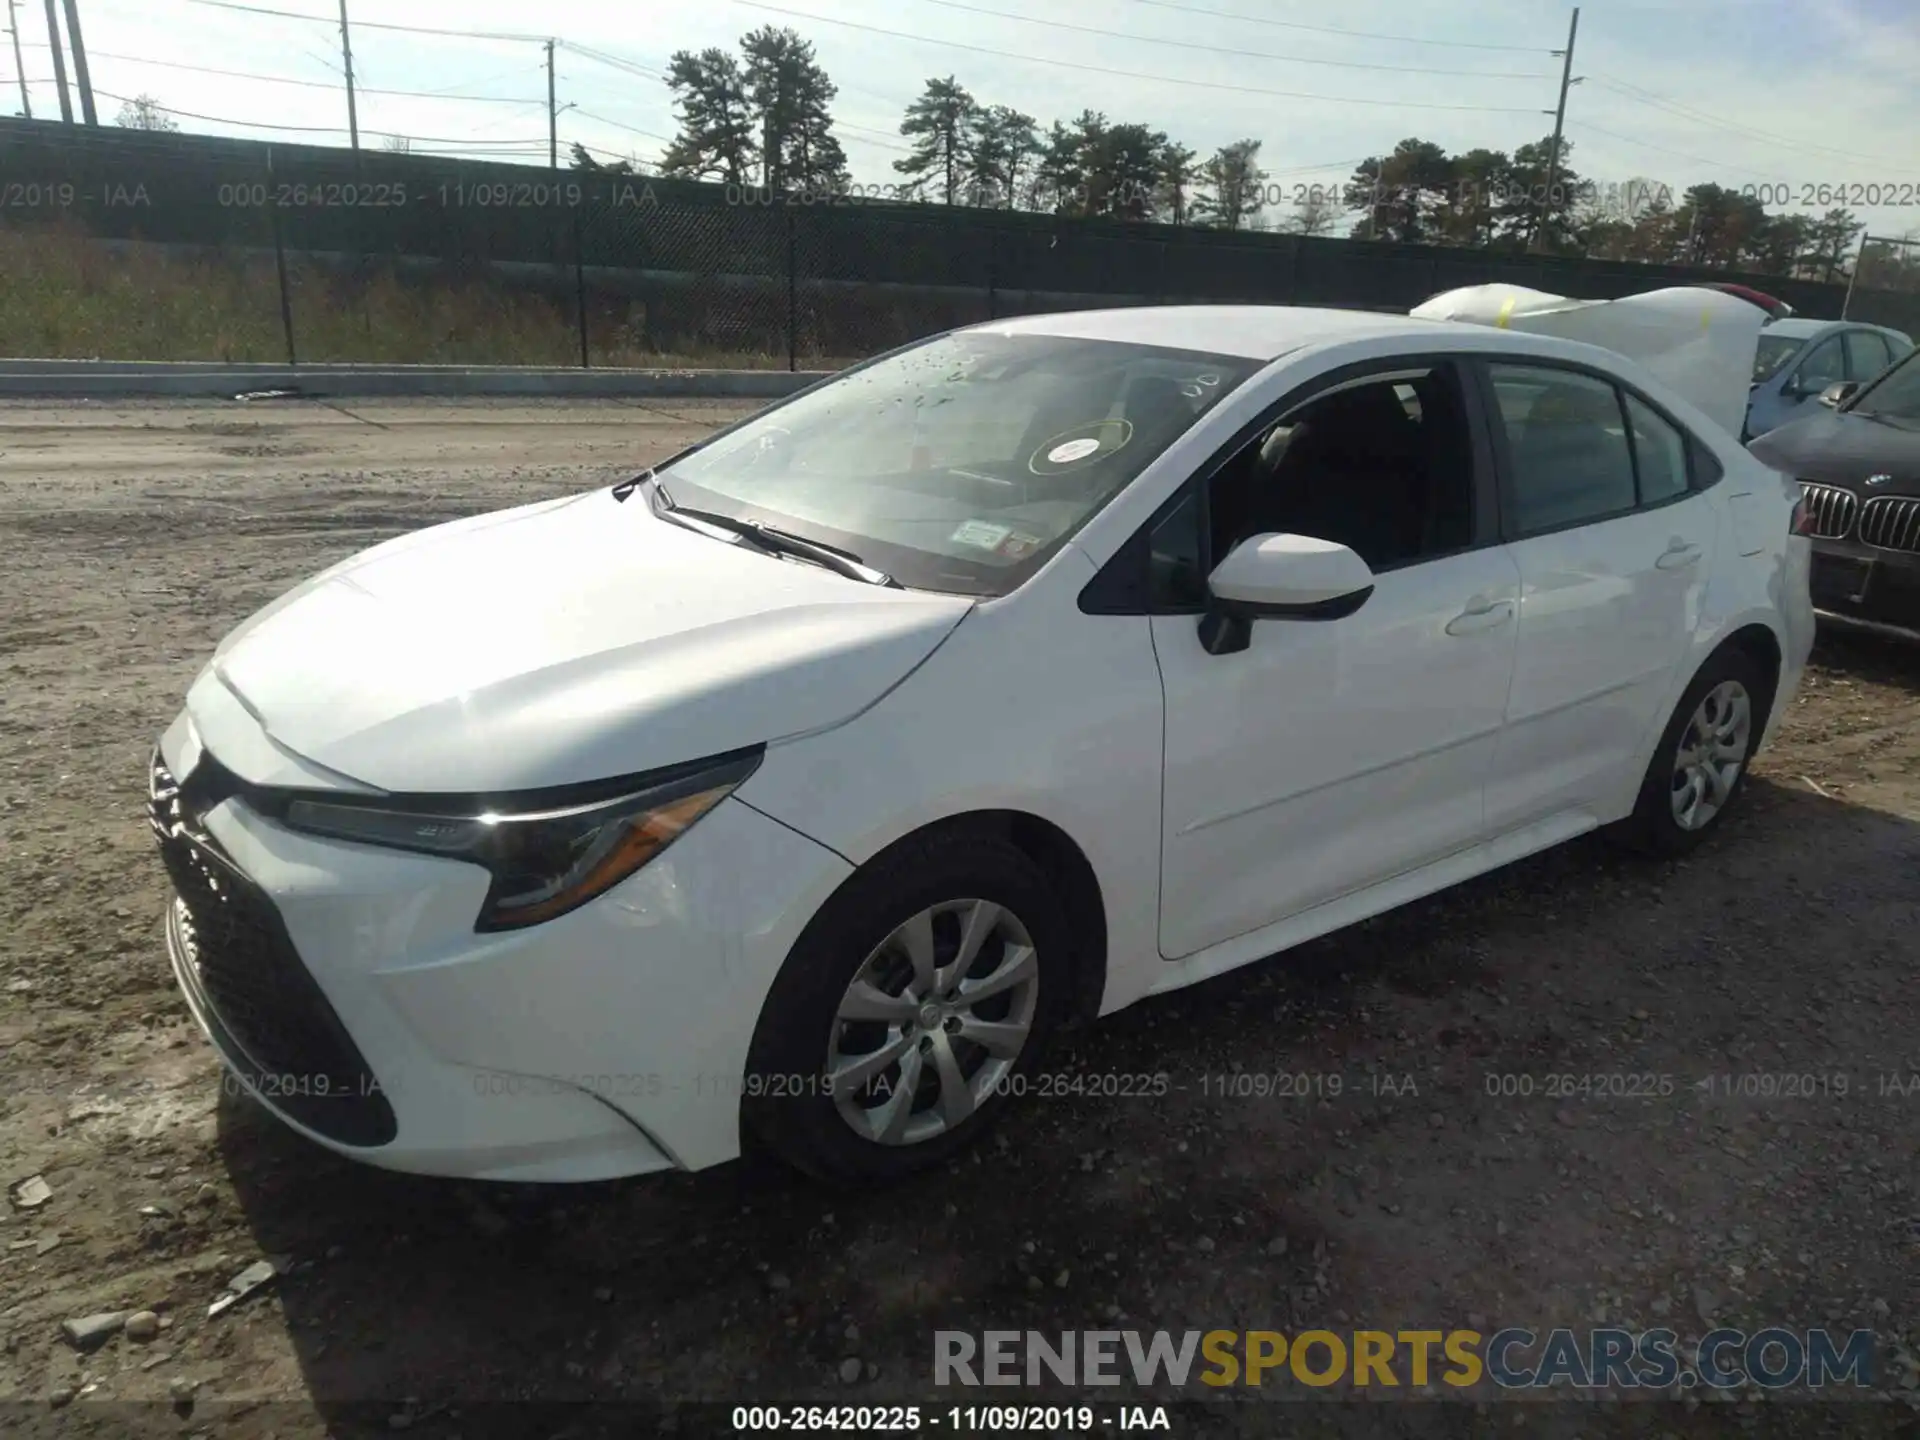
1689 438 1725 491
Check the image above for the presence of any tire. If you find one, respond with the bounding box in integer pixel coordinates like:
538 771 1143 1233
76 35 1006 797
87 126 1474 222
1612 648 1769 857
741 826 1073 1186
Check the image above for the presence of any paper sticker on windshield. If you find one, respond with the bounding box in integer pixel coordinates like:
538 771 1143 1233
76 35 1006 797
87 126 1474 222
1029 419 1132 476
951 519 1013 551
996 530 1044 560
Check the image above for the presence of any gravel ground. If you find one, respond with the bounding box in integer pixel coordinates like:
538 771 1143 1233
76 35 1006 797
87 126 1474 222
1 398 1918 1439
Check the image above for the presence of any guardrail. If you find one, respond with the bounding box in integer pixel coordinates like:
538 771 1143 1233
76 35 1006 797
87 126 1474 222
0 360 832 400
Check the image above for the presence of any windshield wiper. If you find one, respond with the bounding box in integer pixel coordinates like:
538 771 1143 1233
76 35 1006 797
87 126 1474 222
748 524 900 588
651 481 899 587
1847 407 1916 430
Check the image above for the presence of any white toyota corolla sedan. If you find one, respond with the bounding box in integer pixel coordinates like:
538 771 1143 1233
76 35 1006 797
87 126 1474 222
151 303 1814 1185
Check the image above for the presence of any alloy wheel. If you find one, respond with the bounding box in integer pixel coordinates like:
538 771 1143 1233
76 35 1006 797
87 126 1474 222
825 899 1039 1146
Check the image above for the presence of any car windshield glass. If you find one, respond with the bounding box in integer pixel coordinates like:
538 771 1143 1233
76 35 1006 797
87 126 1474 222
1752 334 1802 383
655 331 1259 595
1851 351 1920 427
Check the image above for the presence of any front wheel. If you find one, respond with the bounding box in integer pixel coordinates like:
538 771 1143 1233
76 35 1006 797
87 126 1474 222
741 828 1073 1185
1613 650 1767 857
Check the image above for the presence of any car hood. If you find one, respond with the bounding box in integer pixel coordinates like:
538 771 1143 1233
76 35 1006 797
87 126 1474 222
1747 409 1920 491
194 489 974 794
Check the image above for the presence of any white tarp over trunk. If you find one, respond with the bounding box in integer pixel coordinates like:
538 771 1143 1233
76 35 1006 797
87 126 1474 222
1411 283 1766 440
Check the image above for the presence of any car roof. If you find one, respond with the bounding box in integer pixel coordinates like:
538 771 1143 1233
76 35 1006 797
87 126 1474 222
965 305 1478 361
967 300 1754 444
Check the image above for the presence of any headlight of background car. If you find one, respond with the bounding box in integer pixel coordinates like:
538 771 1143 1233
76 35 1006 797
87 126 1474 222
281 750 761 932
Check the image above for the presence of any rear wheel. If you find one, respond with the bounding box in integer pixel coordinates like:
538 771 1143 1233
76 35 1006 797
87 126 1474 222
1613 650 1767 856
741 828 1072 1185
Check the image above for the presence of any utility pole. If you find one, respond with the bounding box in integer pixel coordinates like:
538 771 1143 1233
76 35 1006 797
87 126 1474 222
7 0 31 117
40 0 69 121
1531 5 1580 254
337 0 358 149
58 0 92 122
546 38 556 168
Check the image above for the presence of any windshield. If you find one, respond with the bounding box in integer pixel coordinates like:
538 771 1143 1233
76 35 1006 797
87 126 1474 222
1752 333 1802 383
1850 348 1920 428
654 331 1259 595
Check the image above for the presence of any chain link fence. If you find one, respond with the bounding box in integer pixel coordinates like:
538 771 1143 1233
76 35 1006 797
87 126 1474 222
1843 236 1920 339
0 116 1887 372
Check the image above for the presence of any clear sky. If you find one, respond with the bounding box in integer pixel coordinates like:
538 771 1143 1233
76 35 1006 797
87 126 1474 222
7 0 1917 235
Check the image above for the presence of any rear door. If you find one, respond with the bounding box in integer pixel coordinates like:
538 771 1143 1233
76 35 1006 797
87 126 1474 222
1480 362 1719 834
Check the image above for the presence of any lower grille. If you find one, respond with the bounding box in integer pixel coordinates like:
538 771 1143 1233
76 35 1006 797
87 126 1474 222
1797 481 1857 540
1859 495 1920 554
150 750 396 1147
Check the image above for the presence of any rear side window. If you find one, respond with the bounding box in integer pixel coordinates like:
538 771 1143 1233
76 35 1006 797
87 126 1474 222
1624 393 1689 505
1488 365 1637 536
1689 439 1725 491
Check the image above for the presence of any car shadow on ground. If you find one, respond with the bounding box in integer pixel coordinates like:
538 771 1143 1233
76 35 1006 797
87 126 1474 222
208 637 1920 1440
1809 619 1920 691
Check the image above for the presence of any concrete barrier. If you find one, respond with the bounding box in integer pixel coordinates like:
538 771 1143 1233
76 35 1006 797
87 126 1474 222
0 360 835 401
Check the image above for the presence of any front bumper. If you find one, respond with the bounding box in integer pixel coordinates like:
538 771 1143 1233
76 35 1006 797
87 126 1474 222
1809 537 1920 638
154 724 854 1181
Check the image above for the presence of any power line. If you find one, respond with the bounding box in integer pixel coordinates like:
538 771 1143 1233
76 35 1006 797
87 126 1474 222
903 0 1555 78
569 106 673 145
565 35 917 124
180 0 547 43
416 64 547 95
20 41 544 101
89 84 547 142
1590 74 1909 170
1116 0 1551 52
560 40 663 80
1570 120 1772 183
733 1 1551 113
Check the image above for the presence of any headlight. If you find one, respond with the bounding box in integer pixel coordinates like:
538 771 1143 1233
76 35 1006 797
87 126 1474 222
281 750 761 932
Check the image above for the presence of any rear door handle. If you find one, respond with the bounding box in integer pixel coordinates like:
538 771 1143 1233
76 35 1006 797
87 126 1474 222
1656 541 1703 570
1445 598 1514 636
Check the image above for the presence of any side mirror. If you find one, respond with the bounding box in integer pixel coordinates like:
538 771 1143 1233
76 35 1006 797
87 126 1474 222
1819 381 1859 409
1197 533 1375 656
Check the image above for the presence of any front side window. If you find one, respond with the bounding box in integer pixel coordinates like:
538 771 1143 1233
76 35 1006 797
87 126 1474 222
656 331 1258 595
1195 363 1478 577
1488 365 1636 535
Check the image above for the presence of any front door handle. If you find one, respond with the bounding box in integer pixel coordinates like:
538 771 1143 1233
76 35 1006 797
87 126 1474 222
1656 541 1703 571
1444 598 1514 636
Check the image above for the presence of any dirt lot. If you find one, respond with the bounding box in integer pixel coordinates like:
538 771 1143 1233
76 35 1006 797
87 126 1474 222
2 398 1918 1439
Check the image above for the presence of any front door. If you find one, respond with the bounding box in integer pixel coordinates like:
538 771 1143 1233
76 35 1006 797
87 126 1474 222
1151 359 1520 960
